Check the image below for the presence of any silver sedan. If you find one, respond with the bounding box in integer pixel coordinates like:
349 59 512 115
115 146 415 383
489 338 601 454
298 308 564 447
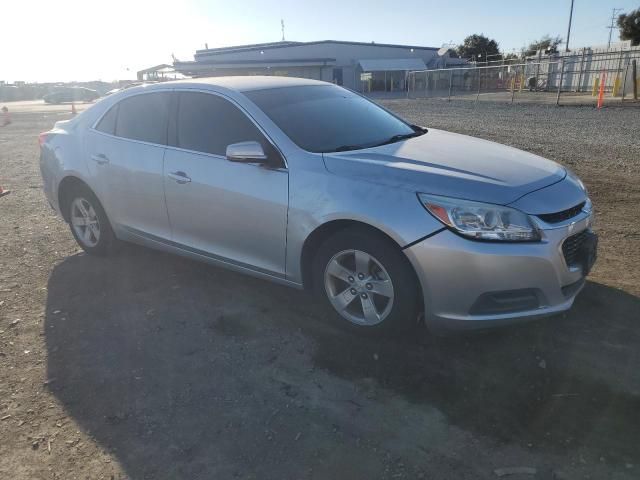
39 77 597 334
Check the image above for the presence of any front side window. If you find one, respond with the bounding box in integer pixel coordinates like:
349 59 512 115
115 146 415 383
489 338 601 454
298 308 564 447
115 92 170 145
244 85 417 153
175 92 269 157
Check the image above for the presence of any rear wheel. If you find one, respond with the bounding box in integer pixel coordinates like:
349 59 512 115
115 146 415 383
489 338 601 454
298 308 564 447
312 227 420 334
66 186 115 256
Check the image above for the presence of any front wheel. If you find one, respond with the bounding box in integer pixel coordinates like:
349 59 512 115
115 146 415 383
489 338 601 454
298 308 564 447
312 227 420 334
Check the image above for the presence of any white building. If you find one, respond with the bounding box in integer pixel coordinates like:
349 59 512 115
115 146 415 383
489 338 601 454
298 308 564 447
174 40 466 92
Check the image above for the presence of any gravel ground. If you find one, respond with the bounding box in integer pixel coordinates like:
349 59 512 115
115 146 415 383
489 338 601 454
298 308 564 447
1 100 639 480
381 99 640 295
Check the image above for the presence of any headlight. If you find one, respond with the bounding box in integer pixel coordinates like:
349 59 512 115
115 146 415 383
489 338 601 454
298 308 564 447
418 193 541 242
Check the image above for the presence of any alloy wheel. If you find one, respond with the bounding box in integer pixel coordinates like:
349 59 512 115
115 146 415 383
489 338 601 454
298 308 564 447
323 249 394 326
70 197 101 248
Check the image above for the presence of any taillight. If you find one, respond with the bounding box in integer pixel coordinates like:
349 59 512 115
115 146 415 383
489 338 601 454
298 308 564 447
38 132 49 147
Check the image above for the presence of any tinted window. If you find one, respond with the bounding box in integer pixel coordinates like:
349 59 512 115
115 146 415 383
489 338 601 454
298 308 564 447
115 92 170 145
176 92 268 156
245 85 415 153
95 104 118 135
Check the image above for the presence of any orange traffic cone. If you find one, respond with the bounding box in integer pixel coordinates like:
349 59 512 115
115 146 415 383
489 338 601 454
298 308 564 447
71 103 77 115
0 185 10 198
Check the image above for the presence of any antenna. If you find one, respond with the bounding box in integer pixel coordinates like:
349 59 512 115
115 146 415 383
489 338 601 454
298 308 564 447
607 8 623 49
281 19 285 42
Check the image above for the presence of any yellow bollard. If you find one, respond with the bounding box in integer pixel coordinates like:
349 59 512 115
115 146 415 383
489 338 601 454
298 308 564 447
519 74 524 93
613 76 621 97
592 77 599 97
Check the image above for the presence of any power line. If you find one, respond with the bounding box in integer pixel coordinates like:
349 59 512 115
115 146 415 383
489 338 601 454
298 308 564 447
607 8 623 49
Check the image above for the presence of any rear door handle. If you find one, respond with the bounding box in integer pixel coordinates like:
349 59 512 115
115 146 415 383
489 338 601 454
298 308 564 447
168 171 191 184
90 153 109 165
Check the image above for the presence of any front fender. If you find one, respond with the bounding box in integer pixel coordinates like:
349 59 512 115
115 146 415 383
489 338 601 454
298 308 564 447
285 166 442 284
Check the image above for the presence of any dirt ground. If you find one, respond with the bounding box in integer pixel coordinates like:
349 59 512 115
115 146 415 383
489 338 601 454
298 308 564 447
1 100 639 480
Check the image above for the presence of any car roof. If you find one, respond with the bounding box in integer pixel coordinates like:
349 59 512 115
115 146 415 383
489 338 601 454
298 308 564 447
156 76 331 92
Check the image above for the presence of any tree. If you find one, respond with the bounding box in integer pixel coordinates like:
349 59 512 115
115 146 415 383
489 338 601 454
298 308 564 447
523 35 563 56
617 8 640 46
456 34 501 61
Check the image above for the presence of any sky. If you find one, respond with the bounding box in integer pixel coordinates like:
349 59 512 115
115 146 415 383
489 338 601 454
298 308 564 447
2 0 638 82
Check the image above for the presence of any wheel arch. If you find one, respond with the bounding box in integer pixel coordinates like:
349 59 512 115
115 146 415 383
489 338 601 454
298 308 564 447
57 176 102 223
300 219 408 292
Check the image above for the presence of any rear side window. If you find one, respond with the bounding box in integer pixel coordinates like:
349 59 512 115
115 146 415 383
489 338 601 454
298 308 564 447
115 92 170 145
175 92 267 156
95 104 118 135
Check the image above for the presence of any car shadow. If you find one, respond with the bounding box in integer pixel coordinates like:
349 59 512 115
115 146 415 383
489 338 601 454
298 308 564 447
44 246 640 478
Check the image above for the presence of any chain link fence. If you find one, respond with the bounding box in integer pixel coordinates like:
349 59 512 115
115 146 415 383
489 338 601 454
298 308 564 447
407 48 640 105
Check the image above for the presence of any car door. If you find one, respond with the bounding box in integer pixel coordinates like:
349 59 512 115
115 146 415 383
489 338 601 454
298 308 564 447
85 91 172 240
163 90 288 277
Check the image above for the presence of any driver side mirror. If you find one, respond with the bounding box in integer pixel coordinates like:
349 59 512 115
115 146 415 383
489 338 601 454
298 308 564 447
226 141 268 164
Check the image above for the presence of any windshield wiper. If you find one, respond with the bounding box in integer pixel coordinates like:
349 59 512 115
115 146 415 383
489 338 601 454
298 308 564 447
327 126 428 153
375 128 427 147
331 145 366 152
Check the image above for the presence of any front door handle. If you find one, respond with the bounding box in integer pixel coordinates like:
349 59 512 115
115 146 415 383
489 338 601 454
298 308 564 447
90 153 109 165
168 171 191 184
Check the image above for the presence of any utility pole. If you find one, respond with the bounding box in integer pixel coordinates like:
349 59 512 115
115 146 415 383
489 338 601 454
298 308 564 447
565 0 574 52
607 8 623 49
281 19 285 42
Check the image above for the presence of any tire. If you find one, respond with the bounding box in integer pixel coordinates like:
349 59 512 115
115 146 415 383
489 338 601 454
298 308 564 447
65 185 116 256
312 227 420 334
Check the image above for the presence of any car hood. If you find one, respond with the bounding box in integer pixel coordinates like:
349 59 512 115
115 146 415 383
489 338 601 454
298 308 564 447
322 128 566 205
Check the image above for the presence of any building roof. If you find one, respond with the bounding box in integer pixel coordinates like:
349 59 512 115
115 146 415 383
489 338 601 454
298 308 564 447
195 41 303 55
195 39 439 58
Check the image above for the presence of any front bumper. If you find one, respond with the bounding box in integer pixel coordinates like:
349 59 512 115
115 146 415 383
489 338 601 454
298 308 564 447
404 212 595 332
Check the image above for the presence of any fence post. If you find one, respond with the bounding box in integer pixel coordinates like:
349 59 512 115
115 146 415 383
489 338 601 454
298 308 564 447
475 69 481 103
592 76 599 97
511 66 518 104
424 71 428 98
621 63 629 101
406 71 409 99
577 49 586 92
615 51 624 96
448 69 453 101
633 60 638 101
556 59 565 106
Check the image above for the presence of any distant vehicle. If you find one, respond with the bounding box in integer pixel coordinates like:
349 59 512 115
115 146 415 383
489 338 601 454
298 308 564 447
39 77 596 334
43 87 100 104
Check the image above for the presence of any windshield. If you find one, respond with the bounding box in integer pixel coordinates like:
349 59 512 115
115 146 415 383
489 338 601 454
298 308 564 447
244 85 417 153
